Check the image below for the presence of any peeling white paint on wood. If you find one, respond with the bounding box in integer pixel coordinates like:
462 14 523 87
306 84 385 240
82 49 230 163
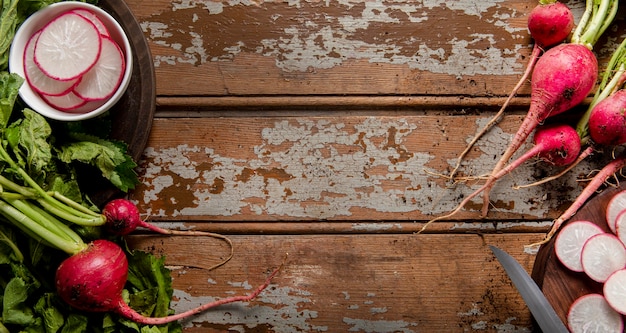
138 117 595 220
141 0 529 75
171 284 326 332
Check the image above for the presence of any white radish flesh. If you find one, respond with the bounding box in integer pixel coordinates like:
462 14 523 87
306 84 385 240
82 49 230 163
567 293 623 333
23 31 79 96
70 9 110 36
73 36 125 101
581 233 626 283
615 210 626 246
41 91 87 111
604 269 626 315
34 12 101 81
606 190 626 234
555 220 604 272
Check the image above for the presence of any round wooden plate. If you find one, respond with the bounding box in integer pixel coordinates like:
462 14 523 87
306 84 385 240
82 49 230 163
531 183 626 330
81 0 155 206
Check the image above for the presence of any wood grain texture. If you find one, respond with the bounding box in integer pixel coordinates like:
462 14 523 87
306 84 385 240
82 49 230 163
126 233 540 332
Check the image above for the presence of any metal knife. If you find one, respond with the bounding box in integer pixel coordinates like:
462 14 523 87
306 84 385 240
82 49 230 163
489 245 569 333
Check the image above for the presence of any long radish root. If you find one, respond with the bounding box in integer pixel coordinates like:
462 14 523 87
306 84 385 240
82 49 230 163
530 154 626 247
449 44 542 180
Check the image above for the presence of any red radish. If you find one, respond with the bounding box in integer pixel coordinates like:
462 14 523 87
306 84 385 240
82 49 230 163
567 293 623 333
604 269 626 315
588 90 626 146
70 9 110 36
41 90 88 111
536 155 626 245
580 233 626 283
607 190 626 233
481 43 598 216
73 35 125 101
448 1 574 178
23 31 79 96
554 220 604 272
56 239 282 324
527 1 574 48
34 12 101 81
102 198 234 270
421 123 581 231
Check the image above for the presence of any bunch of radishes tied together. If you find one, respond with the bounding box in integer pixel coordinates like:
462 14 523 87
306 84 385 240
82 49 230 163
23 8 125 112
422 0 620 233
554 190 626 332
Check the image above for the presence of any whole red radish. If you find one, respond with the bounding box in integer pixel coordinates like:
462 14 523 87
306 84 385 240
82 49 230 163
56 239 281 325
588 90 626 146
527 1 574 48
480 43 597 215
448 1 574 179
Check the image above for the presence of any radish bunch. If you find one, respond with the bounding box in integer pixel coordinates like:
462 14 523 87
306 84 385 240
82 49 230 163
554 189 626 332
23 9 125 113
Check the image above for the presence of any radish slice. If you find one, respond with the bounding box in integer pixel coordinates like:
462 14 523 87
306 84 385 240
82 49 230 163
581 233 626 283
70 9 110 36
615 210 626 245
606 190 626 233
73 36 125 101
41 90 88 111
555 220 604 272
23 30 79 96
604 269 626 315
34 12 101 81
567 293 623 333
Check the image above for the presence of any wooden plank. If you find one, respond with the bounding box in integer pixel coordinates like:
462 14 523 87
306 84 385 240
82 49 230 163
130 115 610 224
124 0 625 98
126 232 542 332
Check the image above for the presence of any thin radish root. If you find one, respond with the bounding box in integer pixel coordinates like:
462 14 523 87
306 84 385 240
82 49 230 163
530 154 626 247
513 145 595 189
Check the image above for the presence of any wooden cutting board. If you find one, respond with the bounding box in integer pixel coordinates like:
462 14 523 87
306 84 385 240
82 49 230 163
531 182 626 328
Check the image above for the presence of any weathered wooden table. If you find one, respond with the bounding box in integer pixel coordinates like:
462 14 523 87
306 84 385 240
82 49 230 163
119 0 626 331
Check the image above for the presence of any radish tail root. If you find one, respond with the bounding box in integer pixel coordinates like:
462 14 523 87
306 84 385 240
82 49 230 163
420 144 544 233
139 220 234 271
119 256 286 325
448 44 542 180
514 146 594 189
530 154 626 247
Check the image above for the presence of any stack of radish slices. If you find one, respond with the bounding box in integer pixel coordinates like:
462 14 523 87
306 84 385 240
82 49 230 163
23 8 125 113
554 190 626 332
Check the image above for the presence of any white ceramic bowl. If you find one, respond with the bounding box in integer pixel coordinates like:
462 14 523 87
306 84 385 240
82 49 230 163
8 1 133 121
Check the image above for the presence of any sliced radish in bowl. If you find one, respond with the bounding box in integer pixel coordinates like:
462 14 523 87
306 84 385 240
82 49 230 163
70 8 110 36
33 12 102 81
41 90 88 111
73 35 125 101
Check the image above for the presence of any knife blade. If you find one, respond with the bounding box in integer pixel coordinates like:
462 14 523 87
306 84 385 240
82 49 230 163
489 245 569 333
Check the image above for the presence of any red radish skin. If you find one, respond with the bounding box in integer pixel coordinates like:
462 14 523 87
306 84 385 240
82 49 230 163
535 155 626 245
567 293 623 333
422 123 580 231
554 220 604 272
527 1 574 48
482 43 598 216
588 90 626 146
56 240 282 325
448 1 574 179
